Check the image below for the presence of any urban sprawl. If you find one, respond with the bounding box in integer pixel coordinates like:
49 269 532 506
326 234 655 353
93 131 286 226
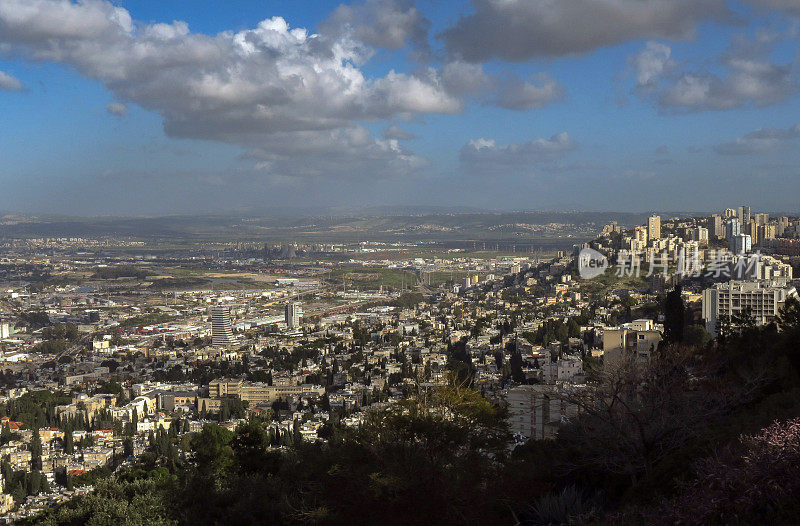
0 207 797 521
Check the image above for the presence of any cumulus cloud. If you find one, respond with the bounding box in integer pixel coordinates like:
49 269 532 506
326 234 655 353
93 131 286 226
460 132 577 174
441 60 493 96
439 61 565 110
0 70 24 91
629 37 799 112
494 73 565 110
0 0 464 179
631 41 675 90
658 45 798 111
441 0 730 61
105 102 127 116
715 123 800 154
320 0 430 58
381 124 416 140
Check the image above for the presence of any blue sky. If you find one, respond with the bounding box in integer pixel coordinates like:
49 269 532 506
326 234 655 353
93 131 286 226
0 0 799 215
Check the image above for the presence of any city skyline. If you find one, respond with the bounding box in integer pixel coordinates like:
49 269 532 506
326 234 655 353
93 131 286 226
1 0 799 214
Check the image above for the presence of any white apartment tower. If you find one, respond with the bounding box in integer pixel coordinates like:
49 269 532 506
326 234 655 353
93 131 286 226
648 215 661 240
285 302 303 329
726 218 741 240
211 305 235 347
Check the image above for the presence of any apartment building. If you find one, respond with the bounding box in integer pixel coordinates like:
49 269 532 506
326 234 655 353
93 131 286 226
702 280 798 335
602 319 663 369
208 378 324 404
211 305 235 347
506 385 577 440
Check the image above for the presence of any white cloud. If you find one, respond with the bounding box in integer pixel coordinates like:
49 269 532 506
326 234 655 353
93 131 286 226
0 70 24 91
715 123 800 154
629 37 799 112
105 102 127 116
441 0 730 61
631 41 674 89
0 0 463 179
659 51 797 111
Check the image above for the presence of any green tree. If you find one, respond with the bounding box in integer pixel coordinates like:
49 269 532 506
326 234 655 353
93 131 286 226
30 429 42 471
189 424 235 483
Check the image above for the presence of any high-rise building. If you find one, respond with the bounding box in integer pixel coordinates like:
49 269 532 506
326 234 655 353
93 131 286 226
691 226 709 246
648 215 661 240
726 218 741 240
723 208 737 219
702 280 798 335
754 213 770 225
709 214 724 239
285 302 303 329
211 305 235 347
731 233 752 254
758 224 776 244
747 220 759 245
631 225 648 251
738 205 751 224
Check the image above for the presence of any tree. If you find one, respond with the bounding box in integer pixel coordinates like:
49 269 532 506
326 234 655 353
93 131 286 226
231 420 271 473
189 424 235 483
510 350 525 384
0 424 11 445
30 429 42 470
34 473 177 524
684 324 711 348
64 427 74 454
561 349 762 481
123 437 134 457
219 400 230 422
27 470 41 496
12 481 25 503
615 418 800 524
663 286 685 344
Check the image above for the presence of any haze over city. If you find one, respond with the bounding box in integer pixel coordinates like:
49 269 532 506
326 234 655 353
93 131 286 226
1 0 799 215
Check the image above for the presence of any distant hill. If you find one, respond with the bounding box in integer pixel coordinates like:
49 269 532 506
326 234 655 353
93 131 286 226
0 210 653 243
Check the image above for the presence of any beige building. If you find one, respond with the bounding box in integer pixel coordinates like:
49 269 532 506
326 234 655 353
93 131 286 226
208 378 324 405
648 215 661 240
702 280 798 336
602 319 663 369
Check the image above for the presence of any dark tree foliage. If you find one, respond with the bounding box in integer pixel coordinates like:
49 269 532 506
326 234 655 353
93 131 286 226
662 286 685 344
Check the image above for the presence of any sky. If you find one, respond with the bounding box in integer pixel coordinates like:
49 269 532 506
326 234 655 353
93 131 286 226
0 0 799 216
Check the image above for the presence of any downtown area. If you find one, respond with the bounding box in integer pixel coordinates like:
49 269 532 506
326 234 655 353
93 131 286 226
0 208 795 524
